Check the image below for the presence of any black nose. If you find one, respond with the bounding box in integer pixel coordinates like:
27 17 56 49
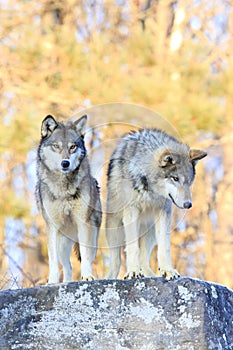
183 201 192 209
61 160 70 169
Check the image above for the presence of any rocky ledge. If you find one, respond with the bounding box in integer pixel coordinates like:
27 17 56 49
0 277 233 350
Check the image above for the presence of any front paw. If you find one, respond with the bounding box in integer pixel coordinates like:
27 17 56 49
124 270 144 280
158 267 180 281
82 275 95 281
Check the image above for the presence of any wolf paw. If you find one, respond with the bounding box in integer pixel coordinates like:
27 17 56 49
158 267 180 281
81 275 95 281
124 270 144 280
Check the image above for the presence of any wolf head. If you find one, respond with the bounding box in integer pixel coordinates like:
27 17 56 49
158 148 207 209
39 115 87 174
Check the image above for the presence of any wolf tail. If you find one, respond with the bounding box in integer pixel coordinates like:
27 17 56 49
73 242 81 262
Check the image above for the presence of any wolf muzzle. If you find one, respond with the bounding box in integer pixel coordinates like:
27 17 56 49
169 194 192 209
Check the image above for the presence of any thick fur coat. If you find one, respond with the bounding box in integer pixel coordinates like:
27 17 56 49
36 115 102 283
106 128 207 280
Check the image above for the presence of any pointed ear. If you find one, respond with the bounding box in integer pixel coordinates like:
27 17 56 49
159 151 176 168
189 149 207 164
74 115 87 135
41 115 58 138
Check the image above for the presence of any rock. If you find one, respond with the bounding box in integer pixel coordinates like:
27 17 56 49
0 277 232 349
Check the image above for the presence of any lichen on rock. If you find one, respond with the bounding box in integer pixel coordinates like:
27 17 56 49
0 277 232 350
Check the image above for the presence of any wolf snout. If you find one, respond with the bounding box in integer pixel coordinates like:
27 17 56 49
61 159 70 169
183 201 192 209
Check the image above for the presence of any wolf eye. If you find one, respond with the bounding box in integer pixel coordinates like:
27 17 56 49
52 143 60 150
69 144 77 152
171 176 179 182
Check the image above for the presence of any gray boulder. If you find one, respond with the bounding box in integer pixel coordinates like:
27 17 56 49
0 277 232 349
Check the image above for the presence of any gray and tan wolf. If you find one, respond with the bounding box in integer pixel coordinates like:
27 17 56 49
106 128 207 280
36 115 102 283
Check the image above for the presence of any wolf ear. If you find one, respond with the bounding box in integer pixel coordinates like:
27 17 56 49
189 149 207 164
41 115 58 139
159 151 176 168
74 115 87 135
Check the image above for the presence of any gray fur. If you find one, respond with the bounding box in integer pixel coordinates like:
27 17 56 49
36 115 102 283
106 128 207 280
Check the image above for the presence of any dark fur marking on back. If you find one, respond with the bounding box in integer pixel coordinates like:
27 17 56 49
132 175 149 192
107 158 125 179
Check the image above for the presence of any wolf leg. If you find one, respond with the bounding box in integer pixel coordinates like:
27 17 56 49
47 225 60 284
106 246 121 279
89 229 98 265
123 207 143 279
78 224 95 281
106 213 124 279
139 224 157 278
155 206 180 280
58 234 73 282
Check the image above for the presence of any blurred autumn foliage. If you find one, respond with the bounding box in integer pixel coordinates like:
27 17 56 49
0 0 232 289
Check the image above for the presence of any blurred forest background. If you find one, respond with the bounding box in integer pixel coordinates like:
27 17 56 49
0 0 233 290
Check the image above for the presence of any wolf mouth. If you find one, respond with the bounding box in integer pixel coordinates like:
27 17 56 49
168 194 184 209
61 161 83 174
